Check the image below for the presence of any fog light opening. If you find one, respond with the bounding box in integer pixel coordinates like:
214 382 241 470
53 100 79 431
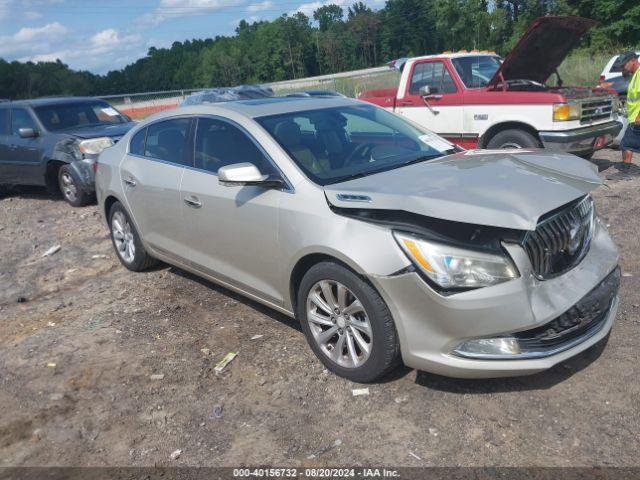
454 337 522 358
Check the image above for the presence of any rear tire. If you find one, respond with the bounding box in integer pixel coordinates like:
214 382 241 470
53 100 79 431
296 261 401 383
108 201 157 271
485 129 541 149
58 164 92 207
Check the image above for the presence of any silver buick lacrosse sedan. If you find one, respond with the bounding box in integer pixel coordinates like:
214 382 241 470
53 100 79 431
95 96 619 382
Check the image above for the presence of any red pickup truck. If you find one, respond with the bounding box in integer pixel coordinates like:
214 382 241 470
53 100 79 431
359 16 622 157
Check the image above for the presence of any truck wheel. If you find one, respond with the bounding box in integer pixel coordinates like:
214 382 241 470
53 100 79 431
296 261 401 383
486 129 541 149
58 165 91 207
108 201 158 271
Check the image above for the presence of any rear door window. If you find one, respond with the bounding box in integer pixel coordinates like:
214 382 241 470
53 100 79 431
129 128 146 156
144 118 192 166
11 108 37 136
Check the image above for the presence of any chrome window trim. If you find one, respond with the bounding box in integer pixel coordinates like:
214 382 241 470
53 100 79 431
126 113 294 193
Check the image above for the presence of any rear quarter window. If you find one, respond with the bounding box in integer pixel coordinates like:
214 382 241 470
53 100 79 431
129 128 146 156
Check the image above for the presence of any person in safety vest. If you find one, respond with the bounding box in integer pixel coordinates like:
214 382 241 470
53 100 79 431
608 51 640 181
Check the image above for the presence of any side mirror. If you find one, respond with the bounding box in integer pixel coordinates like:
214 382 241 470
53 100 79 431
218 162 283 188
419 85 431 97
19 128 38 138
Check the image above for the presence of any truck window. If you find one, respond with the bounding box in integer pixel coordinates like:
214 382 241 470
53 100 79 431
0 108 8 135
451 55 501 88
409 61 457 95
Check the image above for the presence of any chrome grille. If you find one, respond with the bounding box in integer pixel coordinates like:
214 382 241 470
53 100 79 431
580 98 614 124
522 196 594 279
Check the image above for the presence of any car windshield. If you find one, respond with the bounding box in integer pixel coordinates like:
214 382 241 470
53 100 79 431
257 104 455 186
451 55 502 88
34 101 127 131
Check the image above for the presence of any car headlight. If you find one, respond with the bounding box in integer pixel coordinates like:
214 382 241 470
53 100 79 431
393 232 519 290
553 102 580 121
78 137 114 155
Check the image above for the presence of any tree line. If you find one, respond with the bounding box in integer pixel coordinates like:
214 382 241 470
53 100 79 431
1 0 638 100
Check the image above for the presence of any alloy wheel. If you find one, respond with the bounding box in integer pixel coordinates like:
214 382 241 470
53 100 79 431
60 171 77 202
111 211 136 263
306 280 373 369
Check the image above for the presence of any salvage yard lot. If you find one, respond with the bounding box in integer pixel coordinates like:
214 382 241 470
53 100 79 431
0 148 639 467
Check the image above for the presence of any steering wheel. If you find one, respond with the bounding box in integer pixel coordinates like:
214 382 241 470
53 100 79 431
343 142 377 168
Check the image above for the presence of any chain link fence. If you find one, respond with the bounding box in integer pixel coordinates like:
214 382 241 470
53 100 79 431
97 66 400 120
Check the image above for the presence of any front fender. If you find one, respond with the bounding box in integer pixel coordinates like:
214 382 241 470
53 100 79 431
67 158 96 191
50 138 96 192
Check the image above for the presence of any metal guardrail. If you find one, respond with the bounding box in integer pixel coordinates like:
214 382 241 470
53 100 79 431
96 67 400 120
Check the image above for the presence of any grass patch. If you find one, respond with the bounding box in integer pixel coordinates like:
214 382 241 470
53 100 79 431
557 51 614 86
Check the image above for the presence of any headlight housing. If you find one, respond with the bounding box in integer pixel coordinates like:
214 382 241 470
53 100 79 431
393 232 519 291
78 137 114 155
553 102 581 121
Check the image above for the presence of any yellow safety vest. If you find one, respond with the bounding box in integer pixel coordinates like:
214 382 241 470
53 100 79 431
628 68 640 123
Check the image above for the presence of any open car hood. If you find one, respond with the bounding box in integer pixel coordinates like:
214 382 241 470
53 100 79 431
488 16 596 87
324 150 602 231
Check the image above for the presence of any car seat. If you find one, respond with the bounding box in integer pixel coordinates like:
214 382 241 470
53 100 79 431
273 121 330 175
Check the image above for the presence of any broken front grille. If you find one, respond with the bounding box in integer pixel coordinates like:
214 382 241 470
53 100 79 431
522 196 594 279
580 98 613 124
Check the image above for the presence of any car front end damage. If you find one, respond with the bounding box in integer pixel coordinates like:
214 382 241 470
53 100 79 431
324 149 619 378
366 202 619 378
52 136 118 194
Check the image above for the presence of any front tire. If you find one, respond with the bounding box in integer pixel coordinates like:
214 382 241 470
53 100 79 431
296 262 400 382
58 165 91 207
485 129 541 149
108 201 157 271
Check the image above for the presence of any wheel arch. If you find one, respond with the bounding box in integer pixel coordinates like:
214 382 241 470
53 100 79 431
104 194 121 220
44 160 67 193
289 252 370 313
479 121 541 148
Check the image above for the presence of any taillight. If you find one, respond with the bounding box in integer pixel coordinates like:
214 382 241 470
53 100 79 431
599 75 605 84
92 160 99 175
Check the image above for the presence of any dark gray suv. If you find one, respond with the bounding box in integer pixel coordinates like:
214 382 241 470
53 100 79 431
0 97 135 206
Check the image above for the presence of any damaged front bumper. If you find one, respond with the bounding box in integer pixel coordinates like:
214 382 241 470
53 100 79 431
68 156 98 193
539 120 622 155
369 220 619 378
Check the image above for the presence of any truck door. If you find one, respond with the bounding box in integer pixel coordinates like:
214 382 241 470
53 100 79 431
394 59 464 142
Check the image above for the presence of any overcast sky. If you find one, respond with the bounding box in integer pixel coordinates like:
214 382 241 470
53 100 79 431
0 0 385 74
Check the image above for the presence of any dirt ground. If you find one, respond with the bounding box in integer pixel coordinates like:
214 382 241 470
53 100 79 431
0 147 639 468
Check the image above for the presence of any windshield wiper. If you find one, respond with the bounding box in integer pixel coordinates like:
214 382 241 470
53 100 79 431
328 171 370 184
401 153 446 166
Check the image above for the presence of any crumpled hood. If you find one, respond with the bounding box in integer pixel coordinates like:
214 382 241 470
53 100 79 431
66 122 136 140
324 150 602 231
488 16 596 87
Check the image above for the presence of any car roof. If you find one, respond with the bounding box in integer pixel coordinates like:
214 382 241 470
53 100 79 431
2 96 105 108
163 96 362 119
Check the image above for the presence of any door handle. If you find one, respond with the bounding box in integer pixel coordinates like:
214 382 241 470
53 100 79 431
7 145 18 150
399 101 414 106
124 178 137 187
184 196 202 208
